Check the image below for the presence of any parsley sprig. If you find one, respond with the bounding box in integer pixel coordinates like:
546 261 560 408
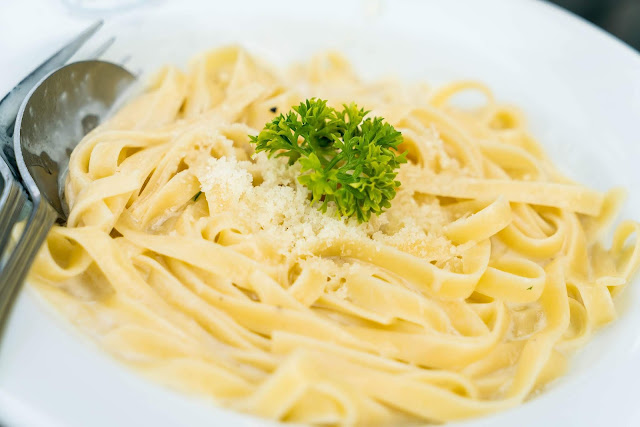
250 98 406 222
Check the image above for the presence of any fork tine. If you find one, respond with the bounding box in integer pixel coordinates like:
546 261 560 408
0 161 26 258
0 20 103 132
34 20 104 72
85 36 115 60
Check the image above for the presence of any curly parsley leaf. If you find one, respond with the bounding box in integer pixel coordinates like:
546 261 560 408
250 98 406 222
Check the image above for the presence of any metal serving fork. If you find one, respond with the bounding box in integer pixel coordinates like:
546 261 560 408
0 22 136 331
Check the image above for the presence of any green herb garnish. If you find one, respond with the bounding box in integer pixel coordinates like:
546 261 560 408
527 286 533 290
193 191 202 202
250 98 406 222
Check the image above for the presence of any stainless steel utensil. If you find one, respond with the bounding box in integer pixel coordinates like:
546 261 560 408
15 61 136 219
0 22 105 261
0 22 136 331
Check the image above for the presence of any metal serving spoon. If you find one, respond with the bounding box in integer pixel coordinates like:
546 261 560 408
15 60 136 220
0 25 136 329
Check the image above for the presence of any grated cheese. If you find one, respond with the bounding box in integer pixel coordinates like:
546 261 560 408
196 156 253 214
191 150 460 266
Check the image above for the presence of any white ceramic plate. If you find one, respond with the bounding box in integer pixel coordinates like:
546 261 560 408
1 0 640 426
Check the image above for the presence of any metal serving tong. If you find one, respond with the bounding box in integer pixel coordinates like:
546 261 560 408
0 21 136 331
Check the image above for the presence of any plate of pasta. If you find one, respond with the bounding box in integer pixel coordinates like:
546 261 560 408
1 0 640 426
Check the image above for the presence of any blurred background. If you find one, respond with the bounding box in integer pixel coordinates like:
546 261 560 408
58 0 640 52
551 0 640 50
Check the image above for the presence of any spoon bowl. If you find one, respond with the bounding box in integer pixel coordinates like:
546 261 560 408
14 60 136 221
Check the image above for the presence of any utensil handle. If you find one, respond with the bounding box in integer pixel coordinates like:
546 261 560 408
0 179 29 260
0 201 57 333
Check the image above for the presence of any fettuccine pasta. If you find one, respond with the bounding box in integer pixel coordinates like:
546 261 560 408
30 47 640 426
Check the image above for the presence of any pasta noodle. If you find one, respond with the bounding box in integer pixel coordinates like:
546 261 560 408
30 46 640 426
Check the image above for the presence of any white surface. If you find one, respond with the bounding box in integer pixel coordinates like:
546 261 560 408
1 0 640 426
